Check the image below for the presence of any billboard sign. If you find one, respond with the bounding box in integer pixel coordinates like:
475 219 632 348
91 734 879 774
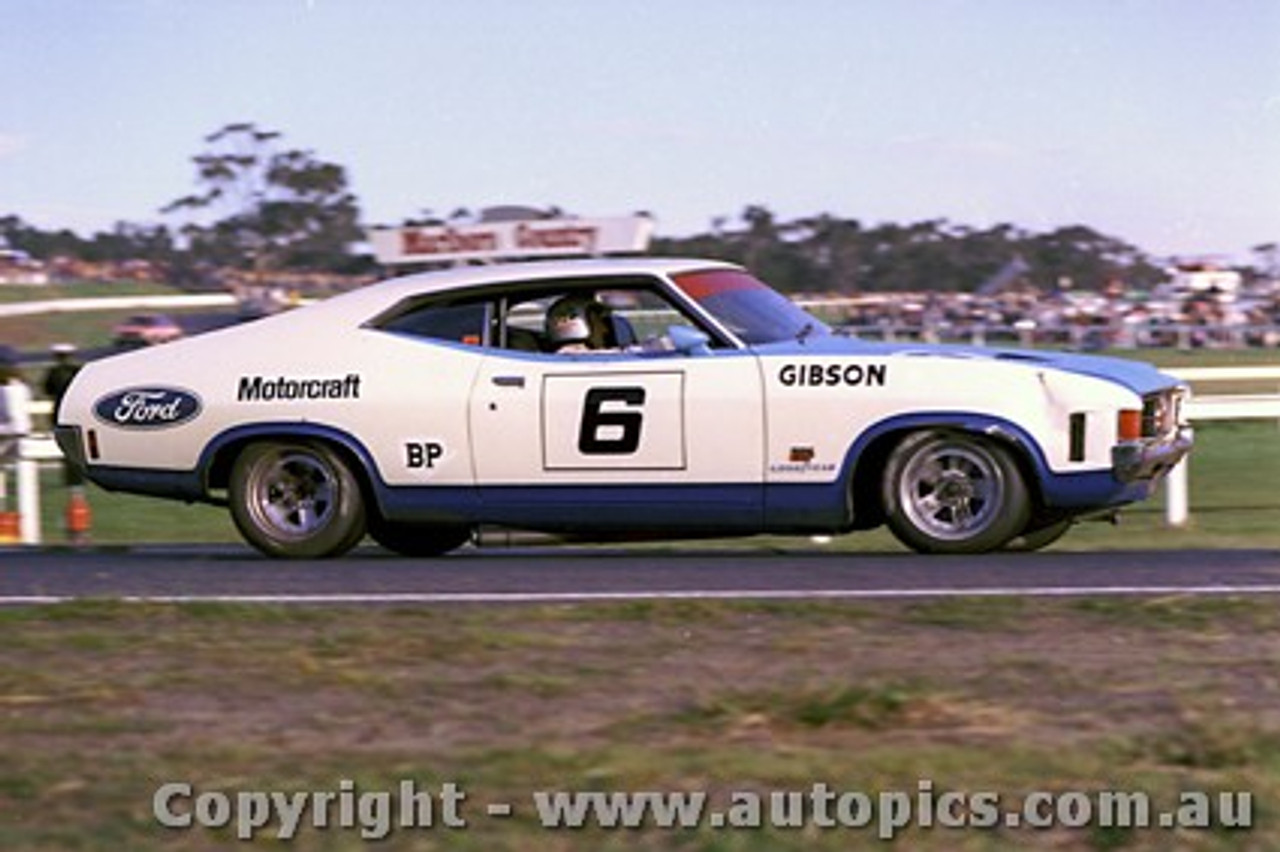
369 216 654 266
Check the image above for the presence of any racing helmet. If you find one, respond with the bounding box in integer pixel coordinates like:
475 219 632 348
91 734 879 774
545 294 595 346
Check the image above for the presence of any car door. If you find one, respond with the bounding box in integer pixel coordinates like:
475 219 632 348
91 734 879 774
469 347 766 531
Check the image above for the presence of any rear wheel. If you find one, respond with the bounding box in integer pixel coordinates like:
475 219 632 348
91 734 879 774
229 440 366 559
883 431 1030 554
368 520 471 557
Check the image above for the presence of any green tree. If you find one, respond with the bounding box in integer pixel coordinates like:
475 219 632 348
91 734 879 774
797 214 864 293
162 122 362 273
0 214 88 258
1025 225 1160 291
648 209 1164 294
85 222 175 263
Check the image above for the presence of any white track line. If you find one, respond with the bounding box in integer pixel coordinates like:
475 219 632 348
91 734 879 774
4 585 1280 606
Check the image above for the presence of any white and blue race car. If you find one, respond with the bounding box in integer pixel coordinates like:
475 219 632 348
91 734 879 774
54 258 1192 558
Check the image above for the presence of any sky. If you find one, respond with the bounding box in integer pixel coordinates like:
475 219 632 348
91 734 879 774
2 0 1279 262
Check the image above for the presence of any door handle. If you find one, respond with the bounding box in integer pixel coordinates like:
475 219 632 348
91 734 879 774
492 375 525 388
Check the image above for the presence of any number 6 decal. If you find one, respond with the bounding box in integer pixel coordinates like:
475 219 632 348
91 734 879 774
579 387 645 454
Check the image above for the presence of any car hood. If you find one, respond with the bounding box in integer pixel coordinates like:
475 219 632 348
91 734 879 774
756 335 1182 396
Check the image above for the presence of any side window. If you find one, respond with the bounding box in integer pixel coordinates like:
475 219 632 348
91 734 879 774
602 289 689 344
596 288 728 351
497 283 725 355
377 301 489 345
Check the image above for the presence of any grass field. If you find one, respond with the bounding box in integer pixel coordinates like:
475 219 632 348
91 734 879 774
1 597 1277 850
0 281 184 305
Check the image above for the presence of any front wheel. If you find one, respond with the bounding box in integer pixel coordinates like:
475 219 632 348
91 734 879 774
882 431 1031 554
229 440 367 559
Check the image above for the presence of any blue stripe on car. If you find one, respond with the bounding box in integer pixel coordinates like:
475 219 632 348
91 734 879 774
83 412 1154 535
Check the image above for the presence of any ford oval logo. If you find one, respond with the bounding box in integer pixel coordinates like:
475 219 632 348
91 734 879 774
94 387 202 430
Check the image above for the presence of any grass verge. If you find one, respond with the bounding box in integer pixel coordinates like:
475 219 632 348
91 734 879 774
1 596 1278 850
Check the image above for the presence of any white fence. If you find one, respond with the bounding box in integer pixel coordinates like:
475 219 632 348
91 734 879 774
1 400 57 545
0 293 236 319
1164 366 1280 527
5 369 1279 545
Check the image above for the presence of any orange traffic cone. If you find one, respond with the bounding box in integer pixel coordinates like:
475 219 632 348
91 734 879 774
65 487 92 545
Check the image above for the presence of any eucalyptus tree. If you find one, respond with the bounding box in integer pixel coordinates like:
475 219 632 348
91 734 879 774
163 122 362 273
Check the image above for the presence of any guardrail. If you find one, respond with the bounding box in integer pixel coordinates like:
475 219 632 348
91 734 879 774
5 369 1279 545
1164 366 1280 527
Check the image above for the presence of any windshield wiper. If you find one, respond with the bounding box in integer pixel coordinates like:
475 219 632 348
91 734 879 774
796 322 816 343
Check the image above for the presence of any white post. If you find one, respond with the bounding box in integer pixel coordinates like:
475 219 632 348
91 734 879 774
16 451 40 545
1165 457 1189 527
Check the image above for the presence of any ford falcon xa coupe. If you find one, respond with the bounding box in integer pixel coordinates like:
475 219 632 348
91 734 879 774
54 258 1192 558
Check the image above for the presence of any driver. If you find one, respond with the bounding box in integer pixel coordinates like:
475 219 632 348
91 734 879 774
545 294 610 353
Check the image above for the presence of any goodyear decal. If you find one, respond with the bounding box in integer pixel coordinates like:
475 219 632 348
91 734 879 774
777 363 887 387
769 446 837 475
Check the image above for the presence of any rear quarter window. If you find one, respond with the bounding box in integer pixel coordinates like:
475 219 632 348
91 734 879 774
375 301 489 345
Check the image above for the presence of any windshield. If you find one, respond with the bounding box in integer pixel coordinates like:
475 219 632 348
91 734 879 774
671 268 829 345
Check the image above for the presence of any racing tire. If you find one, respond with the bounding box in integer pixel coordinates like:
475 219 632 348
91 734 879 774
229 440 367 559
368 520 472 557
883 431 1031 554
1003 515 1073 552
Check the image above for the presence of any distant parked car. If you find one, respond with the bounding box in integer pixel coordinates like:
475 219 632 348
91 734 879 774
112 314 184 348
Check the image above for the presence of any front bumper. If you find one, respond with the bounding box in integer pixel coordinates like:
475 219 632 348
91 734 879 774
1112 425 1194 483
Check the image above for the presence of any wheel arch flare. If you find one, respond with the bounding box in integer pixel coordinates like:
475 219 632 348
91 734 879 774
200 422 386 508
843 411 1054 526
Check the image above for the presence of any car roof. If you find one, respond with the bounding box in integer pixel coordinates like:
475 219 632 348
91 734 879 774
318 256 741 317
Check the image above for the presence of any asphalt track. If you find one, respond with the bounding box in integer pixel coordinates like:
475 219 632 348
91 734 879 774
2 545 1280 605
